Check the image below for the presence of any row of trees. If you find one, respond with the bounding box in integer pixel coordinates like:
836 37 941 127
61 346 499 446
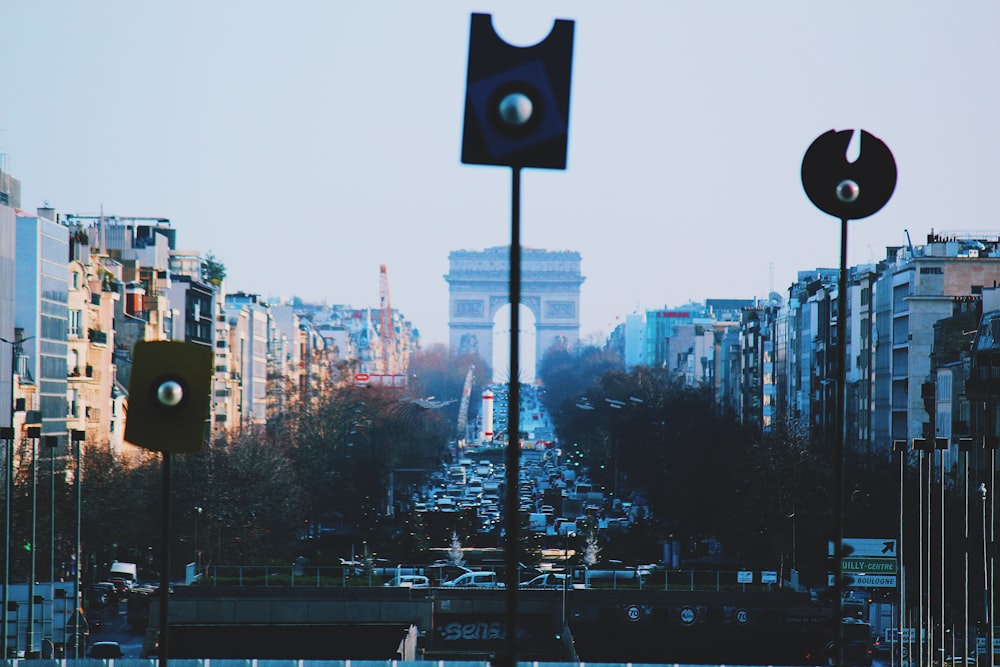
538 345 899 586
6 339 940 595
3 347 483 584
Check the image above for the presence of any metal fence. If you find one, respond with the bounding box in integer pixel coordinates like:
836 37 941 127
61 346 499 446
191 565 797 593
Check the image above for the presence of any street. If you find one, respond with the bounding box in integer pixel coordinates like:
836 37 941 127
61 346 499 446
88 603 145 658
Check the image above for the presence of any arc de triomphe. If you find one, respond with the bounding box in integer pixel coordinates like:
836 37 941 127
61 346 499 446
445 247 584 377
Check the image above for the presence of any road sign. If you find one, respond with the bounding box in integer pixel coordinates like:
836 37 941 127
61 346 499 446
842 557 898 574
829 538 897 558
830 573 897 588
737 571 753 584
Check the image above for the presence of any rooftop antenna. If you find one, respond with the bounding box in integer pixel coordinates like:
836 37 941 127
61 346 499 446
99 203 105 254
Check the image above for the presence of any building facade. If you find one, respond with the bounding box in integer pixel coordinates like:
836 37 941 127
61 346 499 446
15 208 69 436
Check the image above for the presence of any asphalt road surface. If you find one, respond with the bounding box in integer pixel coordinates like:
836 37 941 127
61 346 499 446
89 603 144 658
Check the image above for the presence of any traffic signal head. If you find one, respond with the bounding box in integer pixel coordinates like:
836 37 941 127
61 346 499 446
461 12 575 170
124 340 213 454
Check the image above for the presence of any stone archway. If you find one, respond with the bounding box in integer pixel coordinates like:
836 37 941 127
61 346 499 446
445 246 584 375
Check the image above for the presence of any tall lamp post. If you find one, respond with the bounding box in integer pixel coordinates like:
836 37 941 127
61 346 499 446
981 482 990 662
562 530 576 635
958 437 976 667
1 425 13 660
2 332 34 659
46 434 58 654
893 439 908 667
25 424 40 657
70 429 85 659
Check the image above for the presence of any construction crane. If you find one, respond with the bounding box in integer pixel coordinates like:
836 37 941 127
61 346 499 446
379 264 394 375
456 365 476 442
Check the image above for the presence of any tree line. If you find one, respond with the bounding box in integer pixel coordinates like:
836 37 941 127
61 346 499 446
4 342 915 593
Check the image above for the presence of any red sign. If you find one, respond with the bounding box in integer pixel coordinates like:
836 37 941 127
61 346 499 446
355 373 370 383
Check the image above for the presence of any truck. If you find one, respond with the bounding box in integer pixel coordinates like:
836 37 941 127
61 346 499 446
109 561 139 588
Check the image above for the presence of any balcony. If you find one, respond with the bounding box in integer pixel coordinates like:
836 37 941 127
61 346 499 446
88 328 108 345
68 364 100 382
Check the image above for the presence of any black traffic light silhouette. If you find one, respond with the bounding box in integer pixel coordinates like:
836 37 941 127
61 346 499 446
124 340 213 453
461 12 574 170
801 129 897 220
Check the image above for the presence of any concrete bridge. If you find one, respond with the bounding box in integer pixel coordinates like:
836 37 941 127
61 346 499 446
144 585 833 664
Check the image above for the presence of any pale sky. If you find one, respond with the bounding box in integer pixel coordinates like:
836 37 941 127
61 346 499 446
3 1 999 349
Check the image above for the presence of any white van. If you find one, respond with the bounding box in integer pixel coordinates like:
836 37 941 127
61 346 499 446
442 571 504 588
384 574 430 588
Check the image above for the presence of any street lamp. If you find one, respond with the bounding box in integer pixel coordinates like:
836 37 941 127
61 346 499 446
562 530 576 631
1 425 13 660
194 506 203 573
981 482 990 646
44 434 57 654
787 511 797 572
69 429 85 660
958 437 976 667
2 332 34 660
25 424 40 657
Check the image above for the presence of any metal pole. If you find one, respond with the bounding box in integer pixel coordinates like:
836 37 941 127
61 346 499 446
941 444 946 667
962 440 971 667
503 165 522 666
982 482 989 664
49 436 55 651
72 430 83 660
833 216 848 667
2 341 15 661
159 451 171 667
991 445 996 667
895 439 907 667
26 430 37 657
928 449 934 667
918 445 925 667
1 426 13 660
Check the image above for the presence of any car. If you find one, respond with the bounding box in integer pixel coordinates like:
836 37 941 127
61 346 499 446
88 583 117 609
520 572 567 588
384 574 430 588
441 571 505 588
424 562 472 586
107 578 129 597
88 641 124 658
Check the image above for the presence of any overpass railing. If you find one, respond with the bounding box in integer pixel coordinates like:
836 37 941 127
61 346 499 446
188 565 799 593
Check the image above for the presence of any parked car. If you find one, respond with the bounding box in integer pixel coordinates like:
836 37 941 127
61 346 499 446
384 575 430 588
520 572 567 589
424 562 472 586
441 571 505 588
88 641 124 658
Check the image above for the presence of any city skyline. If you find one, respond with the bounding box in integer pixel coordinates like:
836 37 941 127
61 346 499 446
3 2 999 346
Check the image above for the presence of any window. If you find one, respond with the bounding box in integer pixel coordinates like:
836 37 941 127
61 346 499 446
69 310 82 337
